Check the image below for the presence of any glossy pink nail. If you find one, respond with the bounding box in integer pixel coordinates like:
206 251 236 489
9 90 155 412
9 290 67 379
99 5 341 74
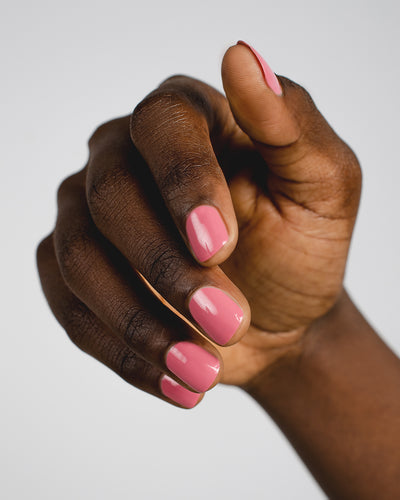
166 342 220 392
237 40 282 96
186 205 228 262
160 375 202 408
189 287 243 345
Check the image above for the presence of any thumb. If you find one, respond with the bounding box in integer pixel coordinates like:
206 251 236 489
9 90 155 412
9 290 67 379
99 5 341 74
221 41 360 211
221 40 302 151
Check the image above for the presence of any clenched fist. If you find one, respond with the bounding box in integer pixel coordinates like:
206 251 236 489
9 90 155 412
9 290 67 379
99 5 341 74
37 41 361 408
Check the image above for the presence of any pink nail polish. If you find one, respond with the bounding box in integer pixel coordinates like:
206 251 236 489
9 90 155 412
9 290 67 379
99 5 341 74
160 375 202 408
166 342 220 392
189 287 243 345
186 205 229 262
237 40 282 96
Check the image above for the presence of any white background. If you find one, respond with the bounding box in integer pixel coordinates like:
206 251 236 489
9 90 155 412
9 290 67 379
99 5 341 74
1 0 399 498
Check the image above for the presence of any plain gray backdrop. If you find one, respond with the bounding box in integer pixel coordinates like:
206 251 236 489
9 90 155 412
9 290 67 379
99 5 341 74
1 0 399 498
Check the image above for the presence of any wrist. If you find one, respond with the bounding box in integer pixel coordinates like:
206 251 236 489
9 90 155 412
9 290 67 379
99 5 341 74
241 287 349 398
240 289 400 499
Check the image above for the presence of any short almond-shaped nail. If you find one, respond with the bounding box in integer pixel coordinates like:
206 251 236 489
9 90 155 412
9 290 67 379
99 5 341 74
186 205 229 262
166 342 220 392
237 40 282 96
189 287 243 345
160 375 202 408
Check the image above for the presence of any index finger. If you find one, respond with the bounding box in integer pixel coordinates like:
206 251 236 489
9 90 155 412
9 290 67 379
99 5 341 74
130 75 239 266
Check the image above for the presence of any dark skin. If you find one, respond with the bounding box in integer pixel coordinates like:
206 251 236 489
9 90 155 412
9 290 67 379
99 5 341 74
37 43 400 498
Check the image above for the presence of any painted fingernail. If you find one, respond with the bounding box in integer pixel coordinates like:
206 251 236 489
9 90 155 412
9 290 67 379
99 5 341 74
160 375 202 408
237 40 282 96
166 342 220 393
189 287 243 345
186 205 229 262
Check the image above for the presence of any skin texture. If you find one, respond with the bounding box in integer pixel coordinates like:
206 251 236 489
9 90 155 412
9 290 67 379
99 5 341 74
246 290 400 499
37 43 400 497
37 44 361 389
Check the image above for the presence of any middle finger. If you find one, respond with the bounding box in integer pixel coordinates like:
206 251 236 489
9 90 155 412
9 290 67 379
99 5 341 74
85 117 250 347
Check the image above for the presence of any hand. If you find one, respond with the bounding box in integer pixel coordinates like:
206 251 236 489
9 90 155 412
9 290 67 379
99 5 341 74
36 42 361 407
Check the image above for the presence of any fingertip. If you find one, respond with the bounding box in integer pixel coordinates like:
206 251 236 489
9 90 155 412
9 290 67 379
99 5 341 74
222 41 280 93
236 40 283 96
164 340 223 393
188 286 251 347
222 293 251 347
160 374 204 409
221 41 300 147
185 203 238 267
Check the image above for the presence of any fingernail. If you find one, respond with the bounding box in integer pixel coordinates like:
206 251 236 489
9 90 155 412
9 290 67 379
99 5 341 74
160 375 202 408
186 205 229 262
166 342 220 393
189 287 243 345
237 40 282 96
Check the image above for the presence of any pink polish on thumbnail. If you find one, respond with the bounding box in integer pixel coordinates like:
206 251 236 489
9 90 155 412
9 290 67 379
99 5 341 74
237 40 282 96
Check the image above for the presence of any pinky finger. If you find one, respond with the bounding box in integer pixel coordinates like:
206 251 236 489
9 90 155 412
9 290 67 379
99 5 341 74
36 234 204 409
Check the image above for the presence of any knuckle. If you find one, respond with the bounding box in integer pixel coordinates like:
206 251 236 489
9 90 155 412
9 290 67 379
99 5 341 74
143 240 183 290
55 227 93 285
158 153 214 205
88 117 126 151
63 301 92 348
117 348 155 384
118 306 153 350
284 80 362 196
56 173 81 206
325 142 362 191
130 89 191 144
86 169 113 211
36 233 54 270
158 74 215 121
296 84 315 111
53 296 96 351
88 121 112 148
312 145 362 215
86 167 127 222
281 76 316 110
158 74 193 88
118 349 140 378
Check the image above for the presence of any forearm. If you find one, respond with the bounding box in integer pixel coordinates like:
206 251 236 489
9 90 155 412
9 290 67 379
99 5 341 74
244 290 400 499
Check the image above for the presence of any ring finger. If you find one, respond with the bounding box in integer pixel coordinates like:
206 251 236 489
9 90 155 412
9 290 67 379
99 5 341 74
53 170 223 397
